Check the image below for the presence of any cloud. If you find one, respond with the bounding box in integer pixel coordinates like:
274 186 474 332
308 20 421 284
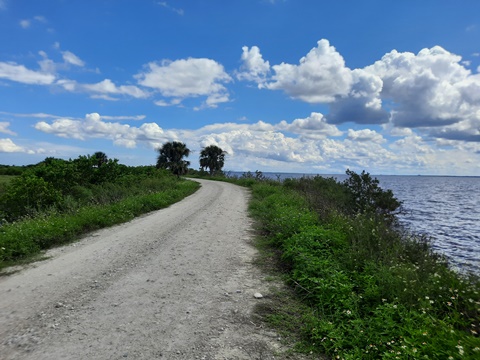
0 138 33 153
57 79 149 100
31 110 480 175
365 46 475 128
264 39 353 103
237 40 480 139
0 122 16 136
136 58 232 108
34 113 175 148
347 129 385 144
236 46 270 84
429 117 480 142
19 15 48 29
37 47 88 74
19 20 31 29
62 51 85 67
0 61 55 84
326 68 390 124
275 112 343 138
157 1 184 15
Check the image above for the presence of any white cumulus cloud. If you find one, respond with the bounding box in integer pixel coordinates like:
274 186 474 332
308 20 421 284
275 112 343 138
0 138 32 153
264 39 353 103
34 113 175 149
136 58 232 108
366 46 474 128
347 129 386 144
236 46 270 84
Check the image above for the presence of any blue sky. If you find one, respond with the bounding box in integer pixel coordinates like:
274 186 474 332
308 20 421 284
1 0 479 175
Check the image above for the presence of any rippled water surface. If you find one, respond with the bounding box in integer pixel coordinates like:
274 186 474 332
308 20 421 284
377 176 480 274
254 172 480 274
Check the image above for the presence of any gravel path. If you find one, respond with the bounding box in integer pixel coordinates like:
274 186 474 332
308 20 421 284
0 179 285 360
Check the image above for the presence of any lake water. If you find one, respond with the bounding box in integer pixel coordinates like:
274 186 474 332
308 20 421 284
231 171 480 274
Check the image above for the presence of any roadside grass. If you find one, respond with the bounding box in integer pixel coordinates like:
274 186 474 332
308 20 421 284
0 179 199 271
241 179 480 359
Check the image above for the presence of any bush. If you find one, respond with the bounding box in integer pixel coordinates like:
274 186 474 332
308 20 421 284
0 174 63 221
343 169 402 221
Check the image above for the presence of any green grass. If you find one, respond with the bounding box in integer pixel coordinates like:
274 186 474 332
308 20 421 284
244 180 480 359
0 180 199 270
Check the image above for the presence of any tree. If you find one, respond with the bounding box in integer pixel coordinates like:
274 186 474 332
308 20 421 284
156 141 190 177
199 145 226 176
343 169 402 222
93 151 108 167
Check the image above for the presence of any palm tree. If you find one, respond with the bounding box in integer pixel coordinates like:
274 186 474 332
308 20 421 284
156 141 191 177
199 145 226 176
93 151 108 167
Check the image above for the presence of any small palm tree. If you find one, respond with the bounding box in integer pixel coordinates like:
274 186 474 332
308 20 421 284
93 151 108 167
156 141 191 177
199 145 226 176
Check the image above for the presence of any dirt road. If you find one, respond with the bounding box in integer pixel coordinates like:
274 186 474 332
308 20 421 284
0 179 285 360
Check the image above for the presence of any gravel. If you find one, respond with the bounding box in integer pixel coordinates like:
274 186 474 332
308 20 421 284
0 179 286 360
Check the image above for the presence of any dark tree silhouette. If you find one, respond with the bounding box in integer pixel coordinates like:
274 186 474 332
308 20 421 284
93 151 108 167
156 141 191 177
199 145 226 176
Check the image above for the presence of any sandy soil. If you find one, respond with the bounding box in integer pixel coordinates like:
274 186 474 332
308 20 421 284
0 179 287 360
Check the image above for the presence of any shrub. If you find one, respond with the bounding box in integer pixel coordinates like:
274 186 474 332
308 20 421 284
343 169 402 221
0 174 63 221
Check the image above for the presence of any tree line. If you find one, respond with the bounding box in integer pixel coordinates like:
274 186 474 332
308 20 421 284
156 142 226 177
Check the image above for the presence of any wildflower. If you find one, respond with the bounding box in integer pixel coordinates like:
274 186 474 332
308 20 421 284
422 332 428 336
456 345 464 356
447 302 452 306
473 347 480 352
471 330 478 335
413 348 417 353
382 298 387 302
425 296 430 300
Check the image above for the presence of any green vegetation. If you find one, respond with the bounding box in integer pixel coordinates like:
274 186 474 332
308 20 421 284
0 153 199 270
156 141 191 177
231 171 480 359
199 144 226 176
0 175 15 193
